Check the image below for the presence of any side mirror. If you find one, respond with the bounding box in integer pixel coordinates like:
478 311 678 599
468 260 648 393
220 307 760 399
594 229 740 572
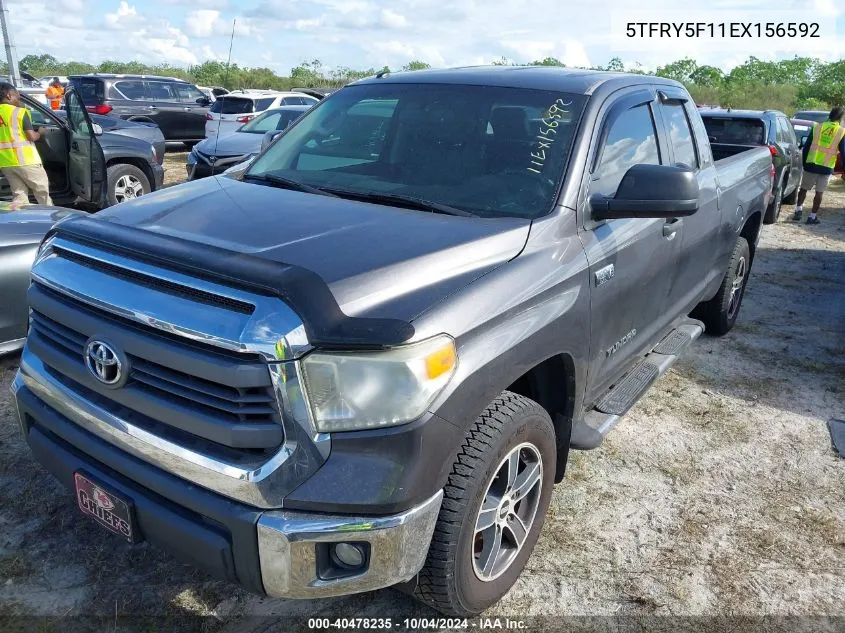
92 123 103 136
261 129 283 152
197 97 211 106
590 164 699 221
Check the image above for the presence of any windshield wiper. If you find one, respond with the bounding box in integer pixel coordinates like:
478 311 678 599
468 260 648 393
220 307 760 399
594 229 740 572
243 173 337 197
326 190 475 217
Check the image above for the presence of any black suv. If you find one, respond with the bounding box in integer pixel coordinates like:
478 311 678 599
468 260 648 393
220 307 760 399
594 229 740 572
68 74 211 145
699 108 803 224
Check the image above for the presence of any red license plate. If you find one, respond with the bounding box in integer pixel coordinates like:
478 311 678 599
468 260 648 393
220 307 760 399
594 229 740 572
74 472 136 543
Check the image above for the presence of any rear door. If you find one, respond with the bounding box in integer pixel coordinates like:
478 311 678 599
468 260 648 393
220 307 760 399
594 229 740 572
580 88 682 404
655 87 723 317
174 83 211 140
65 88 106 205
145 81 186 140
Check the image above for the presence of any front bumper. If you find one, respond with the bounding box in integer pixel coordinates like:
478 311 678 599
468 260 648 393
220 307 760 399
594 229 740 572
11 369 443 599
186 151 251 181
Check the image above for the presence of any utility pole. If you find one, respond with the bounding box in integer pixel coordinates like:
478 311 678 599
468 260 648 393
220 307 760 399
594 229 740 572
0 0 21 87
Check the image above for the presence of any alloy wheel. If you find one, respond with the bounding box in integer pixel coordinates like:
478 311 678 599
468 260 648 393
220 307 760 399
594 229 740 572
472 442 543 582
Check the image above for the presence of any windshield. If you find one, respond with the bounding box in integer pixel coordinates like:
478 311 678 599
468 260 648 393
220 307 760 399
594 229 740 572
702 116 766 145
240 108 305 134
246 83 586 219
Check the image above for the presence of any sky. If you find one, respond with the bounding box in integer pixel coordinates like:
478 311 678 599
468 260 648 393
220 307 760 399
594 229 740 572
5 0 845 76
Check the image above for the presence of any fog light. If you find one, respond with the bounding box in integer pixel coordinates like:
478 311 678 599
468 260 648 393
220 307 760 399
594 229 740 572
332 543 365 569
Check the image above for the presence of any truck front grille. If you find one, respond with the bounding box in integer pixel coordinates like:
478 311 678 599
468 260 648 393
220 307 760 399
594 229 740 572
26 247 286 456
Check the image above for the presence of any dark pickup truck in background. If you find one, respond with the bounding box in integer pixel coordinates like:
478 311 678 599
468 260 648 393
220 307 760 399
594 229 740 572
700 108 801 224
12 67 772 616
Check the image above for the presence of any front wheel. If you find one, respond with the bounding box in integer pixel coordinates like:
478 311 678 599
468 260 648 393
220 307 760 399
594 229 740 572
692 236 751 336
106 164 150 207
413 392 556 616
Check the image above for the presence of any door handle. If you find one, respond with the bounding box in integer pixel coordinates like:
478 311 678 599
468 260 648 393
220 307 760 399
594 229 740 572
663 218 682 238
71 141 79 151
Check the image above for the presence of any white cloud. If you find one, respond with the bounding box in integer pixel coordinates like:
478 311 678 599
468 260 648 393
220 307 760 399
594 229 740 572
185 9 222 37
104 0 137 29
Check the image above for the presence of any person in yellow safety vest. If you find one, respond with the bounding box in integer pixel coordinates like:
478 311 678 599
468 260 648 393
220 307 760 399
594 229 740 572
792 105 845 225
0 82 52 207
45 77 64 110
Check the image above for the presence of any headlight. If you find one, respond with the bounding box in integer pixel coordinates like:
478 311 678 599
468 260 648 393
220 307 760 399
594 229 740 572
301 335 457 433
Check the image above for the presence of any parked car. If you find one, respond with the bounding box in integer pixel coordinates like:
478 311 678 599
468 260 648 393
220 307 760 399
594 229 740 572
700 109 802 223
205 90 320 139
12 67 773 616
0 205 83 355
0 91 164 208
67 74 211 145
792 110 829 124
187 105 310 180
791 117 844 174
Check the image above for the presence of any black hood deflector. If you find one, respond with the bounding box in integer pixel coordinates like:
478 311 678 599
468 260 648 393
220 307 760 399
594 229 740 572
49 217 415 348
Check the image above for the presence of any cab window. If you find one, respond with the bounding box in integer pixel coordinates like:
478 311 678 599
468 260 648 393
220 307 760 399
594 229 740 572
662 103 698 169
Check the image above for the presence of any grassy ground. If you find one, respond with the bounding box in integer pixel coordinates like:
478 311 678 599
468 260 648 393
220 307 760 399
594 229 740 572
0 167 842 632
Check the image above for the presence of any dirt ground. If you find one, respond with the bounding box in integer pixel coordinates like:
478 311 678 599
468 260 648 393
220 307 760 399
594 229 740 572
0 164 843 631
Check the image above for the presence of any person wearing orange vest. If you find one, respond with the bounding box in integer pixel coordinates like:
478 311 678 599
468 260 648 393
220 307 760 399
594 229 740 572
45 77 64 110
792 105 845 225
0 82 52 206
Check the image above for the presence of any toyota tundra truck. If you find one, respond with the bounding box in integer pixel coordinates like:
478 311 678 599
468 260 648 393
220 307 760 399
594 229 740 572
11 67 773 616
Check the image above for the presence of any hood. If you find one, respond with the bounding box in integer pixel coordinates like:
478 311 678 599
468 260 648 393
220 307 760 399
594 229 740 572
0 204 81 247
195 132 262 158
94 176 530 321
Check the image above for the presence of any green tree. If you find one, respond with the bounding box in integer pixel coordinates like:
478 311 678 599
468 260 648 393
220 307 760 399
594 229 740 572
604 57 625 72
655 57 698 83
689 65 723 87
402 60 431 71
530 57 564 67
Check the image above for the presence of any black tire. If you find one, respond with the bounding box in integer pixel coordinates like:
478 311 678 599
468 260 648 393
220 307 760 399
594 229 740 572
413 392 556 616
106 163 150 207
692 236 751 336
764 177 783 224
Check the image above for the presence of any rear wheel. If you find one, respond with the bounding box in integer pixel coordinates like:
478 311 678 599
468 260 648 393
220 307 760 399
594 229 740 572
413 392 556 616
106 164 150 207
692 236 750 336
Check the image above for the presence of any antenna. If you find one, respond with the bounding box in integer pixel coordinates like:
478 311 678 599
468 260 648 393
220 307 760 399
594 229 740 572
214 18 236 163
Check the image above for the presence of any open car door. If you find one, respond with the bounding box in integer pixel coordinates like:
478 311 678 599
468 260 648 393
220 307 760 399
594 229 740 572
65 88 106 206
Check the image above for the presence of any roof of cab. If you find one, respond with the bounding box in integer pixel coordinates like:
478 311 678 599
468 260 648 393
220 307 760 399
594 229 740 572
350 65 683 95
698 108 786 118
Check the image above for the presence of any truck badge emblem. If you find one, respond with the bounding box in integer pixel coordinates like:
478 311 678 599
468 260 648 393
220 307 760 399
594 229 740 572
85 340 122 385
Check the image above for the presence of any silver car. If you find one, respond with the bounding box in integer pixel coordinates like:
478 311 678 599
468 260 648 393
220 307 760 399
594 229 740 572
186 105 310 180
0 205 81 355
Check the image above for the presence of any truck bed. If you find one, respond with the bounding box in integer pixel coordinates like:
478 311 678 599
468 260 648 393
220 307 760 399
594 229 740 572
710 143 761 163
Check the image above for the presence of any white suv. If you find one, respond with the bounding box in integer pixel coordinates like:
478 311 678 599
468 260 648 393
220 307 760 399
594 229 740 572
205 90 319 139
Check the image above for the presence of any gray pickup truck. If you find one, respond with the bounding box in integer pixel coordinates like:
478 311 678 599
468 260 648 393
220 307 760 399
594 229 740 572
11 67 773 616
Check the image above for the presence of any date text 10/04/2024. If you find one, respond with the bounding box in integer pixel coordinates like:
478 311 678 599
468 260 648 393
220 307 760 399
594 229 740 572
307 618 528 630
625 22 820 38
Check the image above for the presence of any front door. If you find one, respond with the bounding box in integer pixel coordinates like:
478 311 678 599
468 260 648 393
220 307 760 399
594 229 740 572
174 83 211 140
145 81 188 140
65 88 106 205
580 91 681 405
20 95 72 197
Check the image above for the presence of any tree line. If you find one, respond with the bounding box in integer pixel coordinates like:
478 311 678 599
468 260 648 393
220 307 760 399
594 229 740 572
14 53 844 113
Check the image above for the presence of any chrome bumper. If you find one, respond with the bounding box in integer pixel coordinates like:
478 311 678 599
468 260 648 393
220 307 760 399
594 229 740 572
257 491 442 599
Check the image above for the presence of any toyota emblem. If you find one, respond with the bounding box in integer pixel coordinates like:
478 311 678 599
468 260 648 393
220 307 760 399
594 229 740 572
85 340 122 385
